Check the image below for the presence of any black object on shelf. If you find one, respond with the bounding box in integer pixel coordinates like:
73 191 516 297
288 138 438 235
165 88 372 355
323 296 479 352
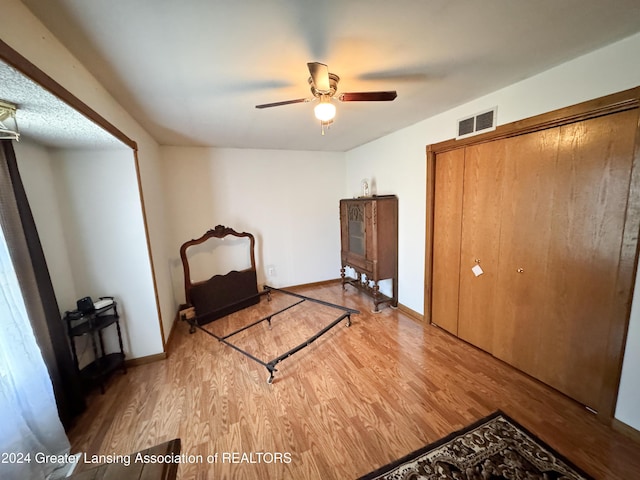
64 297 126 394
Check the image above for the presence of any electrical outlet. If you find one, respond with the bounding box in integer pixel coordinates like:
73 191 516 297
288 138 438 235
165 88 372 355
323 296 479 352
267 265 276 277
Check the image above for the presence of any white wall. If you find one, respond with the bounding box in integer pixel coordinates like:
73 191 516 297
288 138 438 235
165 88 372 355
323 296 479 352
1 0 174 346
346 32 640 429
345 134 427 312
16 143 164 361
135 142 175 343
14 141 76 310
161 147 345 306
617 273 640 430
50 149 163 359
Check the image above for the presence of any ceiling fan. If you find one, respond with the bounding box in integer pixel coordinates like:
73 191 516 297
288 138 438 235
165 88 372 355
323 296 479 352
255 62 397 133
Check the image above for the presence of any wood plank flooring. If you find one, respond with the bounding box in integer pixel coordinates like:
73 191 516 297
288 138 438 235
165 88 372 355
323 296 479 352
68 283 640 479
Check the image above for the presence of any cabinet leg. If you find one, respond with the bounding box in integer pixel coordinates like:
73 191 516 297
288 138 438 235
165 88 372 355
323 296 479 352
340 266 346 290
372 282 381 313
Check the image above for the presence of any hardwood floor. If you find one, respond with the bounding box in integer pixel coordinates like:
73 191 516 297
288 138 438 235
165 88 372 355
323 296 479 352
68 283 640 479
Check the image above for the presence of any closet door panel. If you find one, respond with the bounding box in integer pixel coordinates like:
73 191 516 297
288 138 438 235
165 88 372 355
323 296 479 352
492 130 560 370
542 109 637 409
432 149 465 335
458 141 505 352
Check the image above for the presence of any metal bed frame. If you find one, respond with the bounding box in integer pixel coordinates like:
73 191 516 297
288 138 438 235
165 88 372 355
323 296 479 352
183 285 359 384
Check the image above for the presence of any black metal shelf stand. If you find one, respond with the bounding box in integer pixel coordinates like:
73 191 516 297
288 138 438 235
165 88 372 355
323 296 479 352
65 297 126 393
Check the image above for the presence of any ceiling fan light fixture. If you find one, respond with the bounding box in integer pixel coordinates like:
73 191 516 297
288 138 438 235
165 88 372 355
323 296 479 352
255 62 397 135
314 98 336 122
0 99 20 141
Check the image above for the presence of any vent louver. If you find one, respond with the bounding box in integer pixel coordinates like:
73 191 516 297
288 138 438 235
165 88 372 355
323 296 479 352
458 117 475 137
456 107 497 139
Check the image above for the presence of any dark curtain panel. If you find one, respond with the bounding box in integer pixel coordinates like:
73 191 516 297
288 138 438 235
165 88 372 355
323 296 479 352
0 139 85 428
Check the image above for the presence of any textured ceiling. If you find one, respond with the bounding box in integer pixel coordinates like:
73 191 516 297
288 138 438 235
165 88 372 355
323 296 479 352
0 60 126 149
9 0 640 151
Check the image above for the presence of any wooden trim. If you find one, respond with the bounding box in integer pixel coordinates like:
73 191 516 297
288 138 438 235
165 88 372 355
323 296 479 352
133 150 167 351
425 86 640 425
124 352 166 367
398 303 424 323
612 418 640 443
165 308 184 352
0 39 137 150
282 278 342 291
424 148 436 325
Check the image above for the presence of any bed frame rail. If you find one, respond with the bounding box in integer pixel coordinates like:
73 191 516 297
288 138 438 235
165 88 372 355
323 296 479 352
182 285 359 383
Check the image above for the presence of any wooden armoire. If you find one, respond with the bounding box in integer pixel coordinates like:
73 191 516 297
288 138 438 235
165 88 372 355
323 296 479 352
426 87 640 422
340 195 398 312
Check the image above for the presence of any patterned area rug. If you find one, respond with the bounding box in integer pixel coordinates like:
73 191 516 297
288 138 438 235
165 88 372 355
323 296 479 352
357 411 594 480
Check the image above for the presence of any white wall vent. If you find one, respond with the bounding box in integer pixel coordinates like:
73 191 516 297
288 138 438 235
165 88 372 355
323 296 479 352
456 107 497 139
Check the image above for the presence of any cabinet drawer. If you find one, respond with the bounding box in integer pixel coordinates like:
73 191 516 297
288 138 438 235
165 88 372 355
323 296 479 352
342 252 373 273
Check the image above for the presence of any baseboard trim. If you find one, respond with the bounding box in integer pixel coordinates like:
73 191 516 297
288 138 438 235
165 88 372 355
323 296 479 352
125 352 166 367
612 417 640 442
398 303 424 323
165 307 186 351
275 278 342 291
269 281 424 324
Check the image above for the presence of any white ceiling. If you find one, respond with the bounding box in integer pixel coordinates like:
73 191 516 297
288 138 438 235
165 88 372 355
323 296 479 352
0 60 126 149
12 0 640 151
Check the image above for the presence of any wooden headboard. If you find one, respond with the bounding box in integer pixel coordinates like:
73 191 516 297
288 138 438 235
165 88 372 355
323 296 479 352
179 225 260 325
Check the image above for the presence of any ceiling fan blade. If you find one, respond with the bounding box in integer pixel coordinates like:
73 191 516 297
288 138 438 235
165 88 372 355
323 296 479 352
307 62 331 93
255 98 308 109
338 91 398 102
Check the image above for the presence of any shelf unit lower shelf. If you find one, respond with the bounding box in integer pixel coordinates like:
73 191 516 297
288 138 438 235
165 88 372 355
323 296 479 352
70 314 119 337
79 352 126 382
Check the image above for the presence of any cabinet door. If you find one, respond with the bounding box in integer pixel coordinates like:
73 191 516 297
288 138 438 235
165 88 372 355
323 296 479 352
432 149 465 335
341 200 375 274
347 201 367 256
457 141 506 352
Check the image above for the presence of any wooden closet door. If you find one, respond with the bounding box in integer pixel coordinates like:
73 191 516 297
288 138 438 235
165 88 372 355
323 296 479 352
431 148 465 335
457 141 506 352
492 129 560 371
495 109 637 410
540 109 638 410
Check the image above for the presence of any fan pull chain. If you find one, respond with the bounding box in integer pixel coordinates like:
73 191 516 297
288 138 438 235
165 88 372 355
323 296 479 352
320 120 331 136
